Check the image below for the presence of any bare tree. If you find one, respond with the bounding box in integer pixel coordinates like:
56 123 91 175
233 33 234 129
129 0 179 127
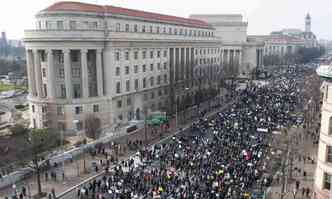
19 128 59 197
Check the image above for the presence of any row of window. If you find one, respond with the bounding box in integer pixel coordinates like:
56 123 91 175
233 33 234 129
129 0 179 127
115 63 167 76
115 48 220 61
115 22 214 37
115 75 168 94
115 50 168 61
38 20 98 30
37 19 214 38
31 104 99 115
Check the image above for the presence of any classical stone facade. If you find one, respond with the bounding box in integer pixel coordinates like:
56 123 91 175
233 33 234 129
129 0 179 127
314 65 332 199
190 14 264 75
24 2 263 133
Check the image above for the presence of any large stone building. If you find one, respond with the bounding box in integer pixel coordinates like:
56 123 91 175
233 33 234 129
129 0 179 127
190 14 264 75
24 1 263 133
314 65 332 198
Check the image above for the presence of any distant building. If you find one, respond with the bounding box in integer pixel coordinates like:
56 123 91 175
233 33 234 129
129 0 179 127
189 14 264 75
24 1 264 132
268 13 318 48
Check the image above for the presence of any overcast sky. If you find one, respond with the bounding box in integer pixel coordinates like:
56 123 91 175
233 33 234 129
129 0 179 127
1 0 331 40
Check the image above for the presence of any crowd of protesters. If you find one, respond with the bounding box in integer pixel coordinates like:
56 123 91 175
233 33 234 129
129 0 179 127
73 66 309 199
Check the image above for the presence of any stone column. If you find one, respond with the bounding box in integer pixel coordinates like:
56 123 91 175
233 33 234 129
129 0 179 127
96 49 104 97
81 49 89 98
239 49 242 69
173 48 177 83
220 49 223 66
226 49 230 66
63 49 72 99
33 49 43 98
26 50 36 96
47 49 56 98
261 49 264 67
183 48 186 80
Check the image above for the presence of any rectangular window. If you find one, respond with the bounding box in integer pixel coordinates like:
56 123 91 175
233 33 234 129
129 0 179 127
134 65 138 73
157 75 161 85
142 51 146 59
126 80 130 92
93 104 99 113
75 106 83 114
163 62 167 70
127 98 131 106
142 65 146 72
125 52 129 60
115 52 120 61
42 68 46 78
134 79 139 90
69 21 76 30
151 91 155 99
72 68 81 78
143 93 148 100
59 68 65 78
71 51 79 62
117 100 122 108
164 50 167 57
150 26 153 33
156 26 160 33
57 106 64 116
73 84 81 98
125 24 130 32
157 63 161 70
164 74 168 83
32 105 35 113
43 84 47 97
116 67 120 76
116 82 121 94
116 23 121 32
60 84 66 98
142 25 146 32
143 78 146 88
324 173 332 189
150 51 154 59
150 64 154 71
134 24 138 32
157 51 161 58
134 51 138 59
57 21 64 29
158 90 162 96
150 77 154 87
125 66 130 75
42 106 47 113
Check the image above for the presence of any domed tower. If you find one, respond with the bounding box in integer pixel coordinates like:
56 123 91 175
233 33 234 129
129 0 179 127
305 13 311 32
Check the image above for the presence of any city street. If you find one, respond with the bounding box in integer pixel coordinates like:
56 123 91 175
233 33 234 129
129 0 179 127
0 96 234 199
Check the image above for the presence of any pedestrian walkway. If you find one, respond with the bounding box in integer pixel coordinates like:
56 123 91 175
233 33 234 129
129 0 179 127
267 126 318 199
0 96 234 199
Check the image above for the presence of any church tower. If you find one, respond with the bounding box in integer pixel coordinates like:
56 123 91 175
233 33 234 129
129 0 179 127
305 13 311 32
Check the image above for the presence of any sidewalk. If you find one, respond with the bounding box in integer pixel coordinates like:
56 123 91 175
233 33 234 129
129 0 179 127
267 126 318 199
0 97 234 199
